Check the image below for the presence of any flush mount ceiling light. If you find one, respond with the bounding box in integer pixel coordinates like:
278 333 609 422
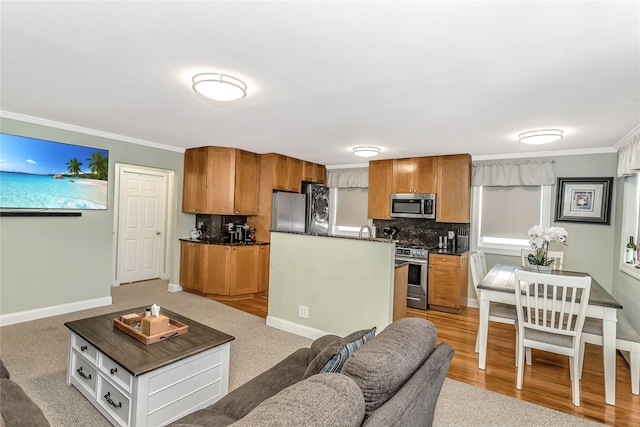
518 129 564 145
192 73 247 102
353 146 381 158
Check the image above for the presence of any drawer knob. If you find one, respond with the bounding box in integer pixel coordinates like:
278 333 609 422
80 345 87 352
110 367 118 375
104 392 122 409
76 367 91 380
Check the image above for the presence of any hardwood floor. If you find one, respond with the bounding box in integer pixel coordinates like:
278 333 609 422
212 296 639 426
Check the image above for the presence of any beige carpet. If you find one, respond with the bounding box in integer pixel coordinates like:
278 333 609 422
0 279 601 426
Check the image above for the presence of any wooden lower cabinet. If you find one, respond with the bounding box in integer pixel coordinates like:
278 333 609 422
393 264 408 321
229 246 260 295
180 241 268 297
202 245 229 295
179 241 203 292
258 244 270 293
428 252 468 313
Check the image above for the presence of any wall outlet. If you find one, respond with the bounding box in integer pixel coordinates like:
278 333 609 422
298 305 309 319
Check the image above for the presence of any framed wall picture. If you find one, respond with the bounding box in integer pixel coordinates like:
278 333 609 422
555 177 613 224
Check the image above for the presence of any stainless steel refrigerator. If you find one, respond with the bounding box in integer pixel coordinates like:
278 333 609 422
271 191 306 233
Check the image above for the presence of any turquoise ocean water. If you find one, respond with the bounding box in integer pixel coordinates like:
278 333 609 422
0 171 107 209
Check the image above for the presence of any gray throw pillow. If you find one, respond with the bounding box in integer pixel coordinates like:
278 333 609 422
303 327 376 379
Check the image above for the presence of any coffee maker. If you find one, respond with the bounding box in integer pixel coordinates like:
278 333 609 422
226 223 255 244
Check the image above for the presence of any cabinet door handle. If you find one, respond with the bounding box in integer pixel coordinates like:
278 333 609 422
80 345 87 352
76 367 91 380
104 392 122 409
110 367 118 375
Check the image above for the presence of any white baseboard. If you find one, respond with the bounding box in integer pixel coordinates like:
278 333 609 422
167 283 182 293
0 296 113 326
265 315 330 340
467 297 479 309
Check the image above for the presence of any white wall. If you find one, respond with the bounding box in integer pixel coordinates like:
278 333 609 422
267 232 396 338
479 152 640 330
0 117 193 320
611 175 640 328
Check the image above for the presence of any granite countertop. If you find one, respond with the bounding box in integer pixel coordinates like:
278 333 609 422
429 248 468 256
270 230 398 244
179 238 269 246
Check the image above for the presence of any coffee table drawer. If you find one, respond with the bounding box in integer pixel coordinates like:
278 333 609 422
70 352 97 396
98 377 131 427
72 334 97 364
99 354 132 393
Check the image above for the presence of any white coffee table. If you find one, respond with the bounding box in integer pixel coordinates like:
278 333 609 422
65 307 234 426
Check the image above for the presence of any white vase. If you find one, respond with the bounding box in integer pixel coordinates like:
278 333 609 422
528 264 552 273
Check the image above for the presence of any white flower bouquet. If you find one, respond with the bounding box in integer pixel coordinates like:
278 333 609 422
527 225 568 266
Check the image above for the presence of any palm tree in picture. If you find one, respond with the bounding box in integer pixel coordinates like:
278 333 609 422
66 158 83 176
87 151 108 180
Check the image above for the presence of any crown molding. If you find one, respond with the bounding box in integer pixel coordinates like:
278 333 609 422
612 124 640 151
0 110 185 153
472 146 616 161
326 162 369 169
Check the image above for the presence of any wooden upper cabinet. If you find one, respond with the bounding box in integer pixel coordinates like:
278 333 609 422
302 161 327 184
182 147 207 213
368 159 393 220
182 147 259 215
272 154 303 192
392 157 437 193
436 154 471 223
233 150 260 214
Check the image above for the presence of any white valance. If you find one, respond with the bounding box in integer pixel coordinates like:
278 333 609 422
472 159 556 186
326 168 369 188
617 130 640 177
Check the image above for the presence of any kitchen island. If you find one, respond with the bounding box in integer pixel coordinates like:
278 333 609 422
266 231 400 338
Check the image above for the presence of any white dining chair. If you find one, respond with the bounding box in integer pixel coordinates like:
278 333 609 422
580 313 640 395
477 250 488 277
469 253 523 366
513 269 591 406
521 249 564 270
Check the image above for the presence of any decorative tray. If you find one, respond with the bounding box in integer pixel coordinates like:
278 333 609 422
113 312 189 345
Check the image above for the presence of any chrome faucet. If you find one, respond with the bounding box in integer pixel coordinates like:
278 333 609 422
359 225 372 239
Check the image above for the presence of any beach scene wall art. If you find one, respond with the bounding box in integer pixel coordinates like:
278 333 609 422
0 133 109 210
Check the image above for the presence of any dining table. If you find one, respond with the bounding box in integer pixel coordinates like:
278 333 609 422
477 263 623 405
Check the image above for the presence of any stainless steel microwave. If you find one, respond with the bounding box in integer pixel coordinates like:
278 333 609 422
391 193 436 219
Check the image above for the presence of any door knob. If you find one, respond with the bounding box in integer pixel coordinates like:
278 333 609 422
156 231 161 235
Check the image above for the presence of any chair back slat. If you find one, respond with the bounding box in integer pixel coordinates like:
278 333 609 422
514 270 591 339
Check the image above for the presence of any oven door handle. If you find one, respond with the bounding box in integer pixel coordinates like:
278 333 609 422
395 257 428 264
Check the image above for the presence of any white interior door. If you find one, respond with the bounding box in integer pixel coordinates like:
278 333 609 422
117 169 167 283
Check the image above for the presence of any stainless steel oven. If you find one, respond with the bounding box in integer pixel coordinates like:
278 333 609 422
395 245 429 310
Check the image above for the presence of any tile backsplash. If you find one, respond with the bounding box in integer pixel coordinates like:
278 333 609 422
195 214 247 241
373 218 469 249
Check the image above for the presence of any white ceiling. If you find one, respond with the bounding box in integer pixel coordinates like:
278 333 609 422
1 1 639 166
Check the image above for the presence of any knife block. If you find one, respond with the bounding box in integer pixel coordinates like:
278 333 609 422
457 235 469 252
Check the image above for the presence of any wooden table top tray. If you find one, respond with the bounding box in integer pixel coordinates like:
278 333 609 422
113 313 189 345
